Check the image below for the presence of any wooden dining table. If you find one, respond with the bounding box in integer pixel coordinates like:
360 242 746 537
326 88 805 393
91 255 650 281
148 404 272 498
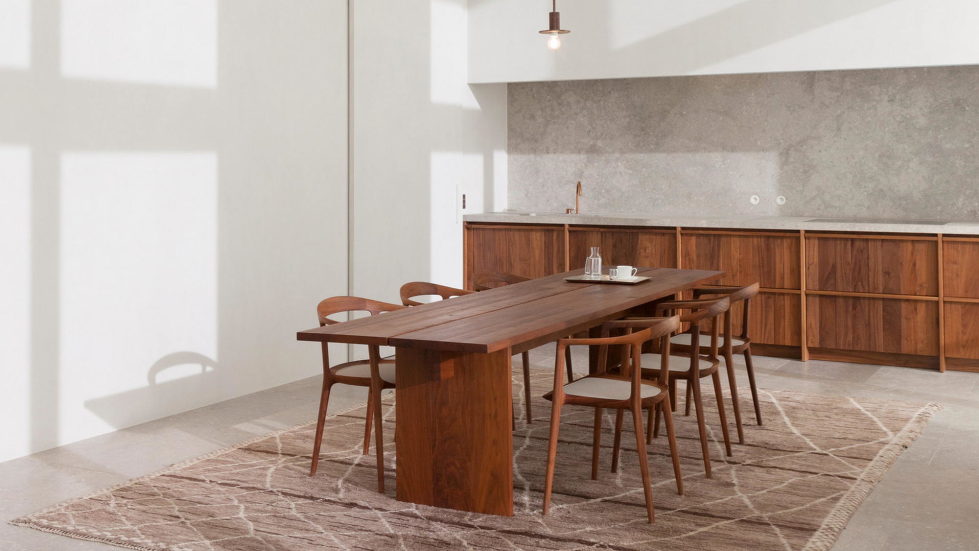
296 267 721 516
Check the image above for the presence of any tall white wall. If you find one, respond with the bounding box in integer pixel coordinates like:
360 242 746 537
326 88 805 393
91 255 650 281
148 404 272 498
351 0 507 304
469 0 979 83
0 0 348 462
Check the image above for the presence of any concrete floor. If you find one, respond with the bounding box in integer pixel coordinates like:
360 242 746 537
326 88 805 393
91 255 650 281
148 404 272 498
2 349 977 550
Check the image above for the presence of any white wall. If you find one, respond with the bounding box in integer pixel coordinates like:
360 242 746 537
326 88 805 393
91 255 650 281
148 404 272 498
469 0 979 83
0 0 348 462
351 0 507 304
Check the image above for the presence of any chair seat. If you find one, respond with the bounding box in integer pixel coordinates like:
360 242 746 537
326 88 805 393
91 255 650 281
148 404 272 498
670 333 746 348
640 353 714 372
562 376 662 401
335 361 397 384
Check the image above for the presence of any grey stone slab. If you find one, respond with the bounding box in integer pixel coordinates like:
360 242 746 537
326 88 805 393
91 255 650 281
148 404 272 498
504 65 979 225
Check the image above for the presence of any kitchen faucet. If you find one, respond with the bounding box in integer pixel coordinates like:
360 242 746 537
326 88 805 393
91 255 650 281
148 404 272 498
565 181 583 214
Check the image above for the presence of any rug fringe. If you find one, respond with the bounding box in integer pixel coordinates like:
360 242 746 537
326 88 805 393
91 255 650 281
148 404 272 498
9 519 169 551
802 401 943 551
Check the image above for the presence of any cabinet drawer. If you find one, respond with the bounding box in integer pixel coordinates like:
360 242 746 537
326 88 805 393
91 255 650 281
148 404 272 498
568 227 676 271
943 240 979 299
465 225 565 287
806 235 937 296
735 292 801 347
944 302 979 361
806 295 939 356
680 231 800 289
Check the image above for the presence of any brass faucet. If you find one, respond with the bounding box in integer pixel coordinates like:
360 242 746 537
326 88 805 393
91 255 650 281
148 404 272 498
565 181 583 214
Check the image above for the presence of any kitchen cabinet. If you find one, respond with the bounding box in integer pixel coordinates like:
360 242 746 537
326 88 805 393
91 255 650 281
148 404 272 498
464 222 978 372
806 234 938 295
944 303 979 372
806 295 940 368
464 224 566 289
567 226 676 270
681 230 800 289
942 238 979 371
943 239 979 299
803 233 941 368
679 230 803 353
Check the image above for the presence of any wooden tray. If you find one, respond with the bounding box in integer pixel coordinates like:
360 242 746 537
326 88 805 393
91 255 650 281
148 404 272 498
565 274 650 285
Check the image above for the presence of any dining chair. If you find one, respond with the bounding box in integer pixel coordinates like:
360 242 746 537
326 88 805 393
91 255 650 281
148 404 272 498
541 315 682 523
472 271 530 290
623 296 732 479
471 271 576 424
670 283 762 445
309 296 406 493
399 281 474 306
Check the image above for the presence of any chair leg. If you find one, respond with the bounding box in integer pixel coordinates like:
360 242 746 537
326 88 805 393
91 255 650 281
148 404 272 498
724 351 745 445
611 408 624 473
591 407 603 480
684 380 693 416
362 387 375 455
711 370 733 457
522 351 533 424
690 376 713 478
646 406 655 444
630 406 656 524
668 377 677 412
565 345 575 382
372 386 386 493
542 398 564 515
744 348 763 425
652 403 662 439
309 378 333 476
661 396 683 495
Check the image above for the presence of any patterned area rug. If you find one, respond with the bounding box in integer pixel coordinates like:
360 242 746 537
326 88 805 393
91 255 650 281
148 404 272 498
13 371 939 551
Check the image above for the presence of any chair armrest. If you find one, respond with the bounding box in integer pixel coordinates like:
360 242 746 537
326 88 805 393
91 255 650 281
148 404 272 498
601 316 677 331
693 286 744 297
654 298 724 313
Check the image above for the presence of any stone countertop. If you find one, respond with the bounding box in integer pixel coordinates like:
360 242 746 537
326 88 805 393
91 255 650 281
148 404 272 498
464 212 979 236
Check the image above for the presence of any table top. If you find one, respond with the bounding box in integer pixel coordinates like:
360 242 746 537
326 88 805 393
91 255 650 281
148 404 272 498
297 267 722 354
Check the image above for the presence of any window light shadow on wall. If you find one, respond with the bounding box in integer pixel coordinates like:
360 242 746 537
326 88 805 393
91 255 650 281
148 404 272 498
61 0 218 88
61 151 218 437
0 0 31 69
608 1 743 50
0 145 32 462
601 0 899 75
430 0 478 109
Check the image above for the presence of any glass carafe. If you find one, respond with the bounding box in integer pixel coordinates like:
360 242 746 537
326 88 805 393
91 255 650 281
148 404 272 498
584 246 602 279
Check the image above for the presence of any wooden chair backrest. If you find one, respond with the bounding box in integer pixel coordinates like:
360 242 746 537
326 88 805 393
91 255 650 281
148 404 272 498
317 296 405 326
563 316 680 393
655 296 731 360
472 272 530 291
399 282 474 306
694 283 760 339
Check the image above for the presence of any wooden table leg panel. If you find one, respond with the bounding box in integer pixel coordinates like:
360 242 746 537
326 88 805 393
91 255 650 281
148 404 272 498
395 348 514 516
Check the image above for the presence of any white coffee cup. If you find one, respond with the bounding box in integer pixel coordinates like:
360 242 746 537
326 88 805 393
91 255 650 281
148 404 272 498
610 265 638 279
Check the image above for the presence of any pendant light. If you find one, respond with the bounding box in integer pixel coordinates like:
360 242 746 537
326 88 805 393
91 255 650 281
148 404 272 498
539 0 570 50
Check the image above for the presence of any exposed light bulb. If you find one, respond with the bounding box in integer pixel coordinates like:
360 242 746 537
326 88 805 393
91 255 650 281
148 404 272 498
539 1 569 51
